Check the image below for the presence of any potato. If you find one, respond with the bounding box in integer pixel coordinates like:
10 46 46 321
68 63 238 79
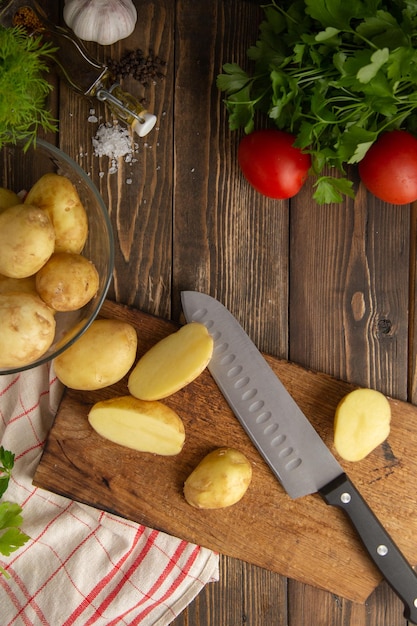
35 252 99 311
128 322 214 401
53 319 137 390
25 173 88 254
88 396 185 455
0 274 37 295
0 186 20 211
184 447 252 509
0 292 56 368
0 204 55 278
334 388 391 462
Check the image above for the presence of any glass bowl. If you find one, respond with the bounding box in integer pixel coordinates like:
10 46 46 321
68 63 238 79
0 139 114 375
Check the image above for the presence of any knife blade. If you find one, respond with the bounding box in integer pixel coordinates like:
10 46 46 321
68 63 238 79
181 290 417 624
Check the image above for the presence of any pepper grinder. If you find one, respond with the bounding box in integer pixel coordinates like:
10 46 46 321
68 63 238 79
0 0 157 137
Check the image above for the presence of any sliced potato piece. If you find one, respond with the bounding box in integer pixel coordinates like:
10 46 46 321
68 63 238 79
0 203 55 278
334 388 391 462
184 447 252 509
88 395 185 455
128 322 214 400
36 252 99 311
53 319 137 390
0 291 56 368
25 172 88 254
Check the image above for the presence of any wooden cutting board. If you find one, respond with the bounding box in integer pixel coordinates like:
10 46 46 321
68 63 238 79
34 300 417 604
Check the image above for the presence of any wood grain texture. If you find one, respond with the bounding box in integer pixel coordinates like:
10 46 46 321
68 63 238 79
34 300 417 606
58 0 174 318
29 1 415 623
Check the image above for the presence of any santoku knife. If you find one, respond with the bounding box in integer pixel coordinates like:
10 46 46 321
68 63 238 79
181 290 417 623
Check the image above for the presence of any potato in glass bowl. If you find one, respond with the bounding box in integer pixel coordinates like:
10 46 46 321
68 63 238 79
0 139 114 374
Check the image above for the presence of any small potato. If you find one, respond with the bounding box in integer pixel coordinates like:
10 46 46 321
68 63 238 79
36 252 99 311
0 204 55 278
0 291 56 368
25 173 88 254
334 388 391 462
0 187 20 211
88 396 185 455
0 274 37 295
184 447 252 509
53 319 138 390
128 322 214 401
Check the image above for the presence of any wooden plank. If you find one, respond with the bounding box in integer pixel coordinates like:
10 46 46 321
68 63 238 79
171 1 290 622
34 299 417 605
288 170 411 624
172 0 288 355
58 0 174 318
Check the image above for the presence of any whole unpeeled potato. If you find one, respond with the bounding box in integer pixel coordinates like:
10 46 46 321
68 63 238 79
36 252 99 311
0 204 55 278
25 173 88 254
0 274 37 295
53 319 138 390
0 186 20 211
184 447 252 509
0 292 56 368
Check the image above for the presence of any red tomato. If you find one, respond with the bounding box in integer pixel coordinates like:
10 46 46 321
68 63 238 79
237 129 311 199
358 130 417 204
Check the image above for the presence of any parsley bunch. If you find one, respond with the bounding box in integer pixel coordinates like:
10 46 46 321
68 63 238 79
0 25 57 150
0 446 29 578
217 0 417 203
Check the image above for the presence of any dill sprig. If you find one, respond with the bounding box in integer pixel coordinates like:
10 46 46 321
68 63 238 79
0 25 57 150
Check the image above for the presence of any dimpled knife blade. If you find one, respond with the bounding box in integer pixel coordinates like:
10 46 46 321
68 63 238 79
181 290 343 499
181 291 417 624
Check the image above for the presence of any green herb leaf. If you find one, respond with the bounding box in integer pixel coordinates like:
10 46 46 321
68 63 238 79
217 0 417 203
0 446 14 498
0 451 30 575
313 176 355 204
0 527 30 557
357 48 390 83
0 25 58 150
0 501 23 531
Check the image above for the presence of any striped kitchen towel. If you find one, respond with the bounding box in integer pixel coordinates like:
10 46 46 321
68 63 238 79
0 364 219 625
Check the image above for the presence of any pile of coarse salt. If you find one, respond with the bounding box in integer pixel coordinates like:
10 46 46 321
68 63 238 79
92 121 138 175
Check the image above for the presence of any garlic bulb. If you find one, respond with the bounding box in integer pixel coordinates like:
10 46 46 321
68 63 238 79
63 0 137 46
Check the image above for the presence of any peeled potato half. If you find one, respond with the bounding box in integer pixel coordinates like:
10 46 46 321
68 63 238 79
128 322 214 400
334 388 391 462
88 395 185 455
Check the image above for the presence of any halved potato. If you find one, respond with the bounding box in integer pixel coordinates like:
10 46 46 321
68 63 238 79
184 447 252 509
334 388 391 462
88 395 185 455
25 173 88 254
53 319 137 390
128 322 214 400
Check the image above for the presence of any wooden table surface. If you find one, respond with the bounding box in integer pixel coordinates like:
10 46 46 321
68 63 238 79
35 1 416 624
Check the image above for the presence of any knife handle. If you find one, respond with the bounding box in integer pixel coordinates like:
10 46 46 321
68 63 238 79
319 473 417 623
